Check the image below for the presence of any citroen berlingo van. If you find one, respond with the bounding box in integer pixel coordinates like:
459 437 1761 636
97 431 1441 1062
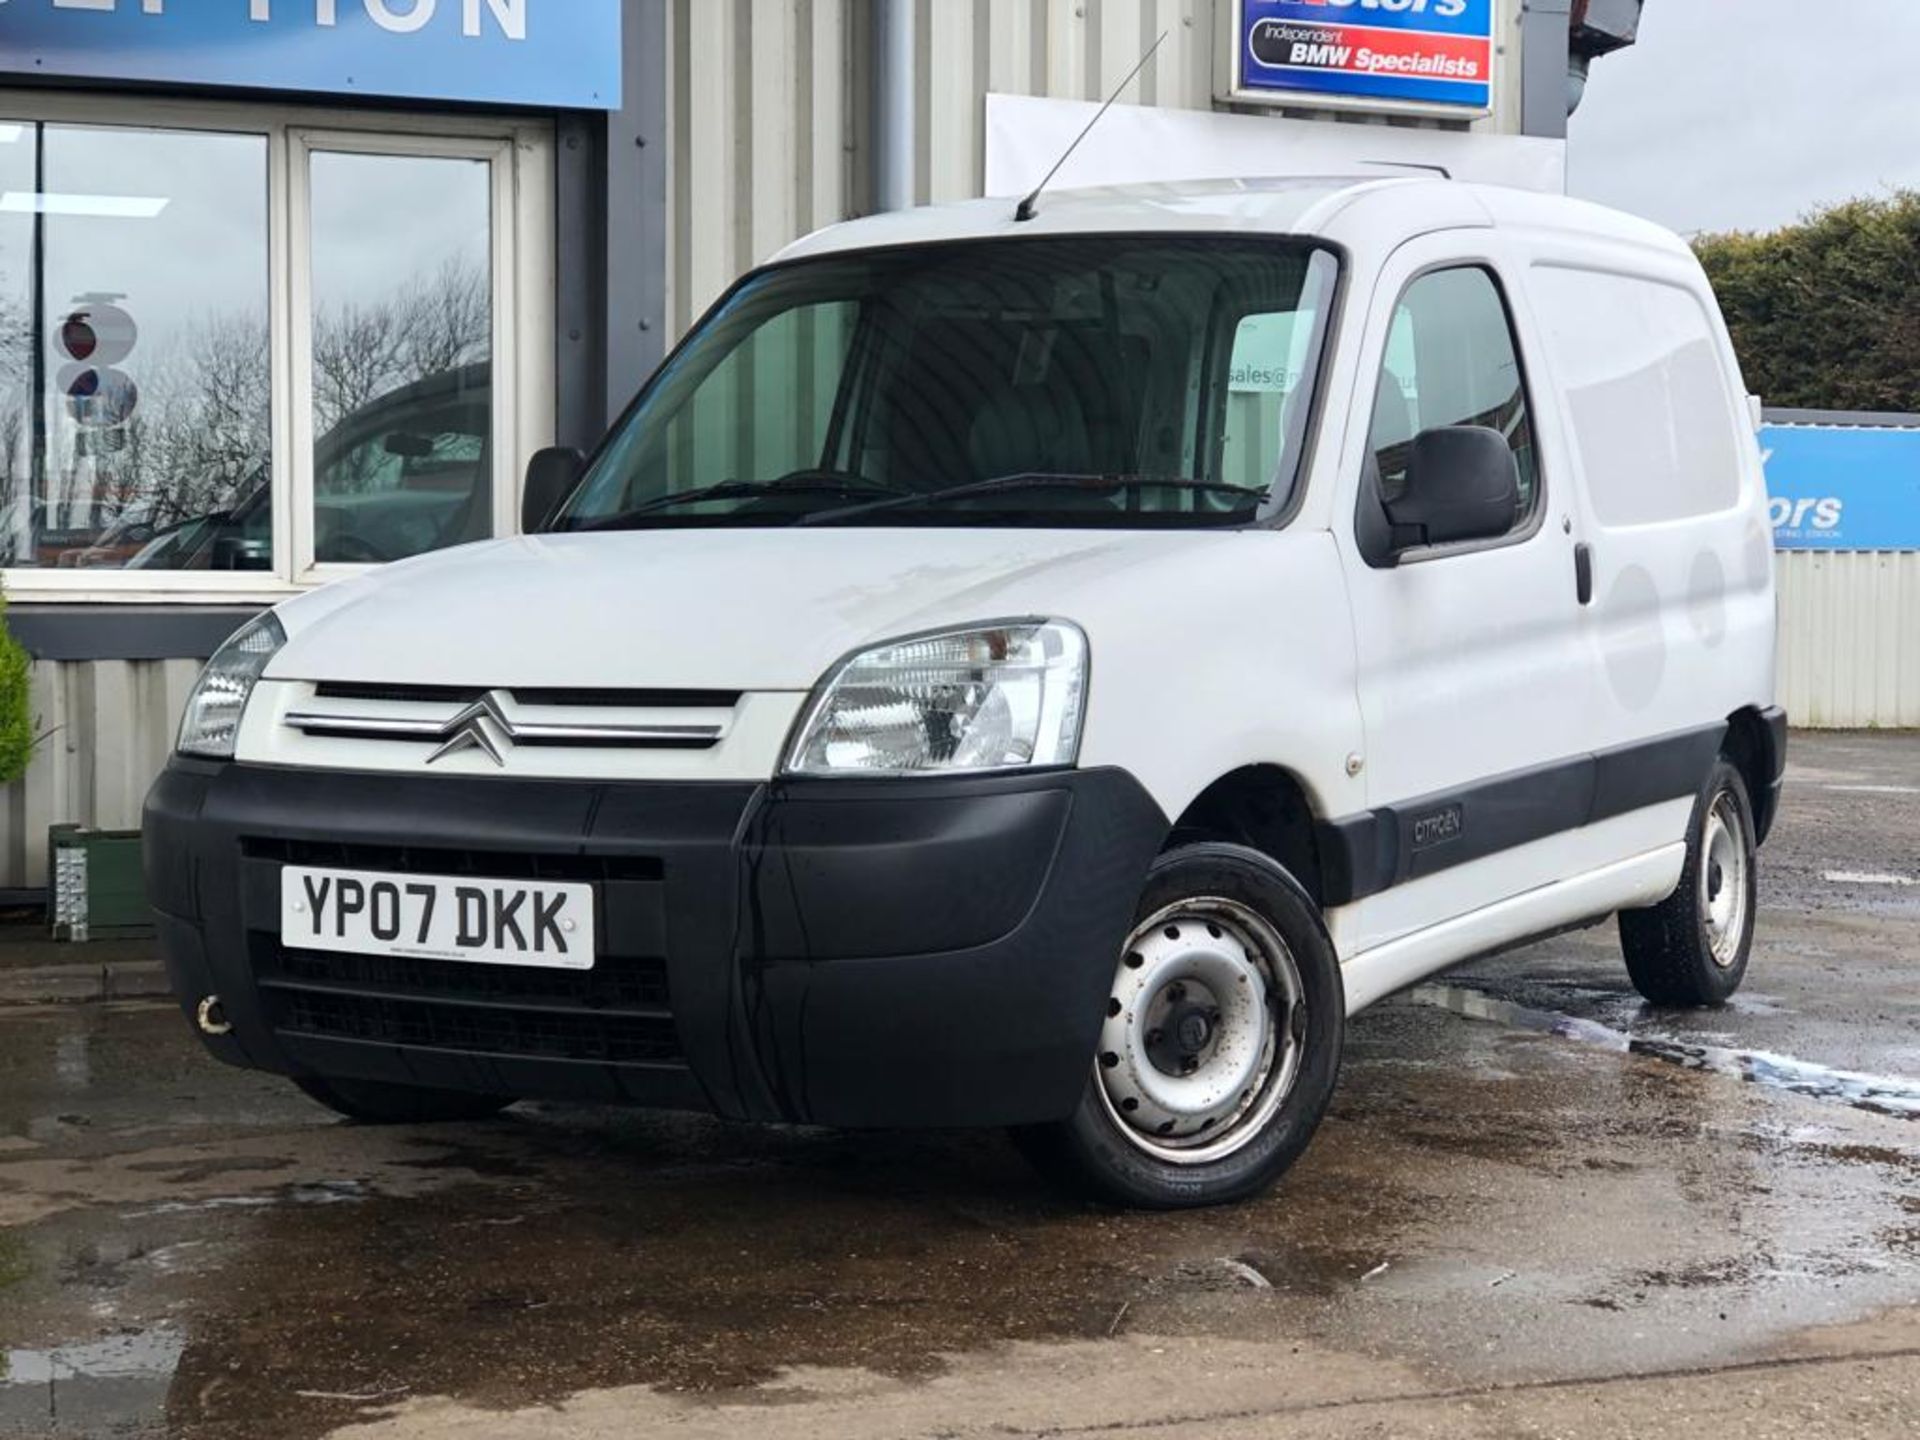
144 178 1785 1209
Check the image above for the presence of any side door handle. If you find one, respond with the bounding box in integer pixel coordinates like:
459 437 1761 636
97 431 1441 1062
1574 542 1594 607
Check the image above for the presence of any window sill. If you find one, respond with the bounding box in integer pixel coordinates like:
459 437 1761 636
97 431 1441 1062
4 603 268 663
5 585 304 608
0 568 378 607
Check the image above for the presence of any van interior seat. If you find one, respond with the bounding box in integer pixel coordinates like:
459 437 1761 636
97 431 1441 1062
967 379 1094 485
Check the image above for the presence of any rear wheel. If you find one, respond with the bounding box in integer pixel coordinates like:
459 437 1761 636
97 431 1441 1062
294 1075 515 1125
1619 758 1757 1007
1012 843 1343 1209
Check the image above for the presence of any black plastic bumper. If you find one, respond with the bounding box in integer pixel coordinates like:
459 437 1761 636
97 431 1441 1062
1755 705 1788 845
143 761 1167 1129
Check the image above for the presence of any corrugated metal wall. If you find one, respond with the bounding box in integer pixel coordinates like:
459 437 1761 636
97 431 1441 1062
1777 550 1920 729
664 0 1528 336
668 0 867 341
0 658 202 890
666 0 1223 335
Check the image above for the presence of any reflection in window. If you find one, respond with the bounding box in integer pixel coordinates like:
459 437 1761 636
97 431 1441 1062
309 152 492 564
658 300 857 504
569 240 1338 530
1220 309 1316 498
1368 267 1537 517
0 122 271 571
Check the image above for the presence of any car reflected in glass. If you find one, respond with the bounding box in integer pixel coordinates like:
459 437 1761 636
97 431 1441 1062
62 362 491 571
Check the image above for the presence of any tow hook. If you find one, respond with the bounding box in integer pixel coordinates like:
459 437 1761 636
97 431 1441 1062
196 996 234 1037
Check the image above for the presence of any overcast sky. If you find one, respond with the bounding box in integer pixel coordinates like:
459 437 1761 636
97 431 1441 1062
1567 0 1920 237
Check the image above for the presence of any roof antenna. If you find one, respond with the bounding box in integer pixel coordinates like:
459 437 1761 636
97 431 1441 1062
1014 30 1168 223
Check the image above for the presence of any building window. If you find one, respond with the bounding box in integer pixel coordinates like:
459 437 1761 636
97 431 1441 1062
305 146 495 567
0 97 551 600
0 122 272 574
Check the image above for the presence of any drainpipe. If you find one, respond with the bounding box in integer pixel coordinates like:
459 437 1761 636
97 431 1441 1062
1519 0 1573 139
871 0 915 212
1567 0 1646 115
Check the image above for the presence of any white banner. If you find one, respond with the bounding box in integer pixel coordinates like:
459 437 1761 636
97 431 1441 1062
984 94 1565 198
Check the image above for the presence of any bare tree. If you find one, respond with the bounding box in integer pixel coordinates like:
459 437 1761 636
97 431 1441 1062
314 256 489 435
312 300 405 437
398 256 490 382
0 292 32 564
0 253 488 565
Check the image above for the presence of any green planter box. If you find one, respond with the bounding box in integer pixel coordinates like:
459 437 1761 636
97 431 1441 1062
49 826 155 943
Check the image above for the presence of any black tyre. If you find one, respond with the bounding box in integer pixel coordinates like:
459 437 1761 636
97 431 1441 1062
294 1075 515 1125
1619 757 1757 1007
1012 843 1343 1210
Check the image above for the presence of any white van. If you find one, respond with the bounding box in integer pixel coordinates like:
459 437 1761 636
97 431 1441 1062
145 179 1785 1209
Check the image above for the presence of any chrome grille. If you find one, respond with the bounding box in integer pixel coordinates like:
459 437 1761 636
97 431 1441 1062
284 685 737 754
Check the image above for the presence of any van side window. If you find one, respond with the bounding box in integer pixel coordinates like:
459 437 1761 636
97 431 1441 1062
1365 266 1539 531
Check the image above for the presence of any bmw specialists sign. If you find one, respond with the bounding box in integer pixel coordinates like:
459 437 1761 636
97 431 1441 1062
1228 0 1495 114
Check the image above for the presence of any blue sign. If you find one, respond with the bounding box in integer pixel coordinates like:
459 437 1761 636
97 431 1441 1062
0 0 621 111
1763 424 1920 551
1237 0 1494 110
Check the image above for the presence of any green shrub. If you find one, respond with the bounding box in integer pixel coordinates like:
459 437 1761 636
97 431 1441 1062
0 585 34 786
1695 190 1920 412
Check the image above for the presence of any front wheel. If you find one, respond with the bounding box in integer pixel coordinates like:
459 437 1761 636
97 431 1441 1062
1012 843 1344 1210
1618 757 1758 1007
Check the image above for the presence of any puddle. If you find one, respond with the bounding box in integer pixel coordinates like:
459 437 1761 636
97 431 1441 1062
6 958 1918 1435
129 1178 368 1218
1412 984 1920 1120
0 1327 183 1434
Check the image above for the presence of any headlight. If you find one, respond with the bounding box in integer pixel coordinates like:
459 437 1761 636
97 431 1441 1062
177 613 287 760
785 620 1087 776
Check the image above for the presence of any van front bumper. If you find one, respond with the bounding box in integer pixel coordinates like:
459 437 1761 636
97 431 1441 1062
142 760 1168 1129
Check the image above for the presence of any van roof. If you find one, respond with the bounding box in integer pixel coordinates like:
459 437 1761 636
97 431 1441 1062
774 177 1692 265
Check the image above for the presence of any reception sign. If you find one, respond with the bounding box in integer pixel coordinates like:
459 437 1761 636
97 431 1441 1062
1762 424 1920 551
0 0 622 110
1233 0 1495 111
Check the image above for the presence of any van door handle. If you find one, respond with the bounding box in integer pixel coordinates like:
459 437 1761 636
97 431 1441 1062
1574 543 1594 606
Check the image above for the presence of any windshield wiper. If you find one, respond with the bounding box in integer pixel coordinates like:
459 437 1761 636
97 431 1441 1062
795 472 1268 526
573 470 901 530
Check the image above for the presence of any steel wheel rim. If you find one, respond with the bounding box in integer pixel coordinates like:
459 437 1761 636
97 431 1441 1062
1094 896 1305 1165
1700 792 1749 968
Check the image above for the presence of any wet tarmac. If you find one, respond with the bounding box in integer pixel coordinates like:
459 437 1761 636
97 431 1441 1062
2 731 1918 1438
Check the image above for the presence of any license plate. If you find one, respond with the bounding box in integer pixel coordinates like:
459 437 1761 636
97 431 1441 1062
280 866 595 970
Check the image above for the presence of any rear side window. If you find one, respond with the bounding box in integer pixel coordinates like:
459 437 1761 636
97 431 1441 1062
1367 266 1539 526
1527 266 1742 527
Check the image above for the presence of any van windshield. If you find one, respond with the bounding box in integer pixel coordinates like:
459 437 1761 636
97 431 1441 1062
556 236 1340 531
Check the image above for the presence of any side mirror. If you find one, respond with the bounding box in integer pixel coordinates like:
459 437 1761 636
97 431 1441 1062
1382 426 1521 554
521 446 585 533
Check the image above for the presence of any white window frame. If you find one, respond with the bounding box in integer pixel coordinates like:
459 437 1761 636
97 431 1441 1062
0 89 554 605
